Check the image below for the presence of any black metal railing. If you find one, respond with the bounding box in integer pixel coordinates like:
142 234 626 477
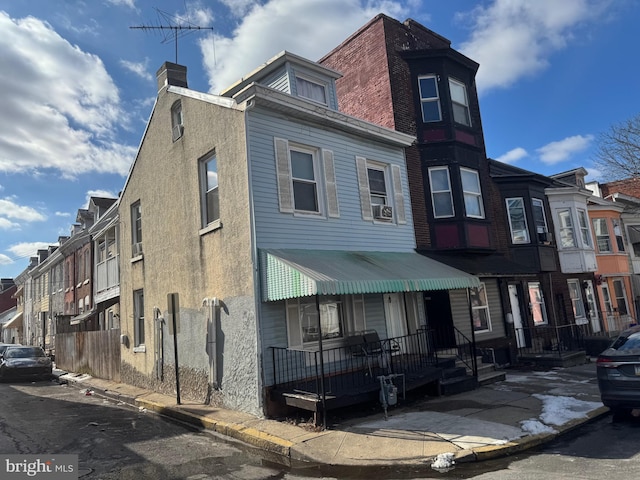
426 326 477 376
270 329 438 397
514 324 587 357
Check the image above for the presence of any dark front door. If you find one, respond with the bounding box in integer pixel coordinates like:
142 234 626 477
424 290 456 349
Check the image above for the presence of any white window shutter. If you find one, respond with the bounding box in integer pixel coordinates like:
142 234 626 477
274 138 293 213
391 164 407 224
323 149 340 218
356 156 373 221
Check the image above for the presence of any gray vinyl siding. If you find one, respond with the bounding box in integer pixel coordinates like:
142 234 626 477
247 107 416 252
263 68 291 94
450 279 505 340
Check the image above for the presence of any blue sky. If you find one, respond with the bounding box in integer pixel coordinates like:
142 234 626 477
0 0 638 279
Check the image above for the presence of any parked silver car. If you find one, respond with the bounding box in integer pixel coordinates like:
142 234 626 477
0 346 52 381
596 326 640 414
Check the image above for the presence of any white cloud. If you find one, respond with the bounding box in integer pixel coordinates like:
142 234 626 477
0 12 135 177
537 134 593 165
459 0 609 94
0 198 46 222
220 0 259 17
55 212 72 217
120 59 153 82
8 242 52 259
0 254 12 266
496 147 528 164
201 0 411 93
0 218 20 230
106 0 136 8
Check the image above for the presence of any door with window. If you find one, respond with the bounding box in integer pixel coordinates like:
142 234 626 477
384 293 408 340
508 284 526 348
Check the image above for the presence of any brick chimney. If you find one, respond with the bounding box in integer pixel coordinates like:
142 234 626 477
156 62 188 92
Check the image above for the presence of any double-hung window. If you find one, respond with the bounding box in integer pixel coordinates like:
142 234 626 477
528 282 548 325
532 198 549 242
428 167 454 218
577 209 592 247
506 198 529 244
418 75 441 123
286 296 345 348
290 146 319 213
612 219 625 252
131 201 142 257
449 78 471 126
171 100 183 141
133 289 145 347
461 168 484 218
295 75 327 104
593 218 611 253
557 209 576 248
567 279 587 324
199 153 219 227
356 157 405 223
613 279 629 316
471 283 491 332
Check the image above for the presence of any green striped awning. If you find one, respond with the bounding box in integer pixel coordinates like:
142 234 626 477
260 249 480 301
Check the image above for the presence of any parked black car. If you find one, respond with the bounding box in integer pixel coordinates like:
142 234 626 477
0 343 20 359
0 346 52 381
597 326 640 414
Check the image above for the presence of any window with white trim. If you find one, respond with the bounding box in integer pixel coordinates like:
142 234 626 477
506 197 529 244
274 138 339 218
295 75 327 104
449 78 471 126
171 101 183 141
199 153 219 227
557 209 576 248
428 167 454 218
613 219 625 252
131 201 142 257
532 198 549 242
577 209 592 247
461 168 484 218
418 75 441 123
528 282 548 325
613 278 629 315
593 218 611 253
286 296 345 348
567 279 587 324
470 283 491 332
356 157 405 224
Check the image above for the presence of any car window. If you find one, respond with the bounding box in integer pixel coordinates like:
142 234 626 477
611 332 640 352
5 348 45 358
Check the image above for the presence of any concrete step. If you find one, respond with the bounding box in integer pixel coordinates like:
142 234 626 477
439 374 478 396
477 370 506 386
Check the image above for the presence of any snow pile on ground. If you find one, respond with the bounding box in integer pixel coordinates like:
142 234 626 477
534 394 602 426
520 419 557 435
430 452 455 470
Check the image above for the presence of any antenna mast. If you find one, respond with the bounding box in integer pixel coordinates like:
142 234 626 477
130 8 213 64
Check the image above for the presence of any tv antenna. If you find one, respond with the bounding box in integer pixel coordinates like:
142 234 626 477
130 8 214 64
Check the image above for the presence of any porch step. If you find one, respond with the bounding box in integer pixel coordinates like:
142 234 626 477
439 374 478 396
477 369 506 386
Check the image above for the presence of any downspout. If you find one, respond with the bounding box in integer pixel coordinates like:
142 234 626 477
244 98 266 415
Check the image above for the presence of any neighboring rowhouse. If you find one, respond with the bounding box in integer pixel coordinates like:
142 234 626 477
117 52 480 419
320 14 587 367
0 278 17 343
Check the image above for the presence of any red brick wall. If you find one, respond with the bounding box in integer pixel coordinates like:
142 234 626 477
601 178 640 199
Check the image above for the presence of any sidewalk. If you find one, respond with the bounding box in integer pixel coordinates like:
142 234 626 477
53 361 609 468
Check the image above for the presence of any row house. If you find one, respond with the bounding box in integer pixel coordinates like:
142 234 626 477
116 51 481 423
320 14 602 367
0 278 17 343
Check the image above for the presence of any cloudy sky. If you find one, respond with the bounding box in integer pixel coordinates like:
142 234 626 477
0 0 638 279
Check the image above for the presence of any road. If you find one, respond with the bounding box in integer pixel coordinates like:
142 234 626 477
2 379 640 479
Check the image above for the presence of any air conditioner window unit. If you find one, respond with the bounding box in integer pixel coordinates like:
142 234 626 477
373 204 393 220
132 242 143 257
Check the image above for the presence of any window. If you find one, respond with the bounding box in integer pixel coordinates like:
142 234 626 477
557 209 576 248
131 201 142 257
592 218 611 253
532 198 549 242
356 157 405 223
628 225 640 256
449 78 471 126
133 289 145 347
506 198 529 244
567 279 587 324
200 153 219 226
613 279 629 316
470 283 491 332
367 166 388 207
428 167 454 218
295 76 327 104
171 101 183 141
461 168 484 218
418 75 441 122
577 209 592 247
613 219 625 252
274 138 339 218
528 282 548 325
290 146 319 213
286 296 345 347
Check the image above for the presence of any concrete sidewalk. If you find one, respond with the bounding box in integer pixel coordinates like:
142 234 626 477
53 361 609 467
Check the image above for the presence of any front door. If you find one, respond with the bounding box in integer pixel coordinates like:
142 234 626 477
424 290 456 349
508 284 526 348
384 293 408 339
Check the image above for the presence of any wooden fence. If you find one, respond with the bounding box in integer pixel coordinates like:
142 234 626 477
54 330 121 382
